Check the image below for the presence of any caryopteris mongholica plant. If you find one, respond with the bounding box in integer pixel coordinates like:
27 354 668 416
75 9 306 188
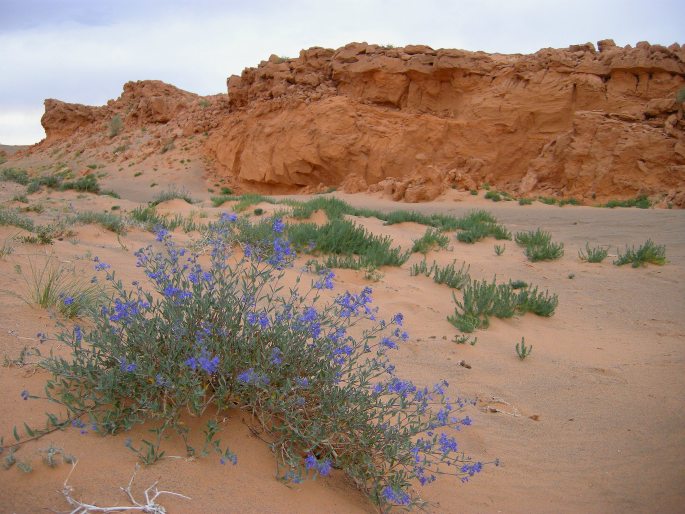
11 215 491 509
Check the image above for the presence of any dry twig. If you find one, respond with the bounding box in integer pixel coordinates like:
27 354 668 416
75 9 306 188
60 461 190 513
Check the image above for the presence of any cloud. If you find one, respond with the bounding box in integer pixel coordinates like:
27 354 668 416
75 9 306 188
1 0 683 144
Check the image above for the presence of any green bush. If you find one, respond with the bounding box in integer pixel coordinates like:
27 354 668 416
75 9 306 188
16 223 486 509
288 219 410 268
454 210 511 244
578 243 608 263
603 195 651 209
72 211 126 234
448 278 558 332
515 228 564 262
518 198 533 206
0 208 35 231
151 187 194 206
614 239 666 267
1 168 30 185
484 191 501 202
411 228 449 254
538 196 557 205
60 174 101 194
109 115 123 138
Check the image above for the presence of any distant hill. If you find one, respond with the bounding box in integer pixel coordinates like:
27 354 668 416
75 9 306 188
0 144 29 156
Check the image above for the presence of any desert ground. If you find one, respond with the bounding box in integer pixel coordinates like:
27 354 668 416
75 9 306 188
1 153 683 514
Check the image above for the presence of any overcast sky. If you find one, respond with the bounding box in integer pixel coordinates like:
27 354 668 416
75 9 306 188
1 0 683 145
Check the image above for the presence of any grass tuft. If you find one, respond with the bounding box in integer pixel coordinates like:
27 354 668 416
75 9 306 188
614 239 666 267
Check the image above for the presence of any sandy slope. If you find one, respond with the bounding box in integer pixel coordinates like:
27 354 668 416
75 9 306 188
0 188 683 513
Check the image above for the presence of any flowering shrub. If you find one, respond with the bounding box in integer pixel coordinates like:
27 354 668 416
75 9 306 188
37 215 488 508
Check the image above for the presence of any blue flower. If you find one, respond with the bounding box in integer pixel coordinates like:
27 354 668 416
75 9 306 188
318 460 332 476
272 218 285 234
295 377 309 388
304 454 318 470
237 368 270 386
380 337 397 349
461 461 483 476
74 326 82 343
119 357 137 373
314 270 335 290
381 486 410 505
392 313 404 326
20 389 29 400
220 212 238 223
36 332 47 343
270 347 283 366
438 433 458 454
63 296 75 306
155 227 170 241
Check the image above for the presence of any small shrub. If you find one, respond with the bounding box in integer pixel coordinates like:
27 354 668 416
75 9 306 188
494 244 505 256
484 191 501 202
454 210 510 244
109 115 123 138
509 280 527 289
409 259 433 277
151 187 194 206
515 337 532 360
470 189 478 196
614 239 666 268
411 228 449 254
16 224 486 509
5 256 106 318
288 219 410 269
72 211 126 234
516 286 558 317
578 243 608 263
448 279 557 332
515 228 564 262
220 187 233 195
538 196 557 205
12 194 29 203
603 195 651 209
558 198 580 207
1 168 30 185
134 172 143 177
0 208 34 231
60 174 100 194
253 208 264 216
432 261 471 290
518 198 533 206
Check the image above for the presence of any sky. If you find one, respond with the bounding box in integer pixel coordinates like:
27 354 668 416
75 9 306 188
1 0 683 145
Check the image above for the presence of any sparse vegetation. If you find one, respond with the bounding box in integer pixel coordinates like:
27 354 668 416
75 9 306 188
5 256 106 318
515 337 533 360
494 244 505 256
151 187 194 206
72 211 126 234
1 168 30 185
518 198 533 205
578 243 608 263
448 279 558 333
538 196 557 205
411 228 449 254
515 228 564 261
109 115 123 138
614 239 666 267
603 195 651 209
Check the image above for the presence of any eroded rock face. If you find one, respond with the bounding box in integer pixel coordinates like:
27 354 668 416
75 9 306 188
207 40 685 203
31 41 685 204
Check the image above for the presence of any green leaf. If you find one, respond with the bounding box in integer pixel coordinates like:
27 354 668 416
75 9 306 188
13 426 20 442
23 422 35 437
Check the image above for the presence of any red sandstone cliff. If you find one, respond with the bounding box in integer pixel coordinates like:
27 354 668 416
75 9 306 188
30 40 685 205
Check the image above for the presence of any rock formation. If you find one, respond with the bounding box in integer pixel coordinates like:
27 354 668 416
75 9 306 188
24 40 685 204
